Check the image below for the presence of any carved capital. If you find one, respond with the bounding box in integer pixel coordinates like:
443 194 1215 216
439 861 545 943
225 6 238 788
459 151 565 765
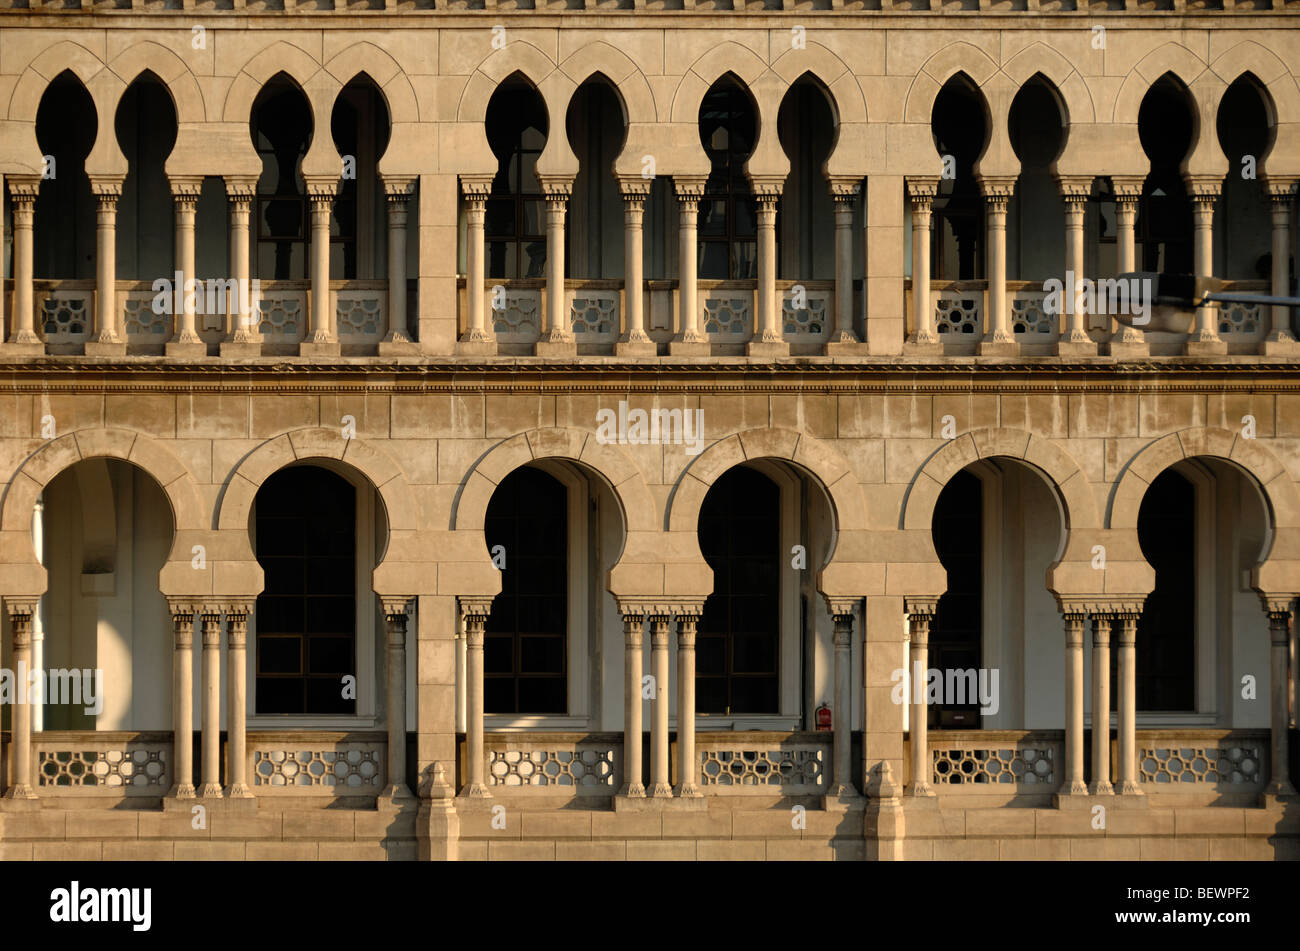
1055 175 1094 201
457 596 495 622
1264 178 1298 206
224 176 258 201
1109 175 1145 201
828 178 861 202
169 176 204 200
904 597 939 619
1184 176 1222 203
539 177 573 202
226 613 249 649
8 175 41 202
200 612 223 648
977 175 1016 201
749 175 784 199
616 175 653 201
91 178 124 202
1260 593 1297 618
673 176 707 201
382 596 413 618
460 175 493 201
905 176 939 207
383 176 417 201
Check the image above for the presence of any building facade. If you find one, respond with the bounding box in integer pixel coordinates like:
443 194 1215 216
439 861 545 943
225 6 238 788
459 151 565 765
0 2 1297 860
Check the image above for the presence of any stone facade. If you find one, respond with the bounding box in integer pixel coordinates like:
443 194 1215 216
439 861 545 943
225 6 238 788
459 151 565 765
0 6 1297 860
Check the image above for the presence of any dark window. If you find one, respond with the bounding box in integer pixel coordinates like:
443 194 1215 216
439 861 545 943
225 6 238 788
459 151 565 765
929 468 983 729
1136 77 1195 275
698 80 758 280
698 466 780 715
930 77 986 281
254 466 357 715
484 467 568 714
485 82 549 280
1135 469 1196 711
252 77 313 280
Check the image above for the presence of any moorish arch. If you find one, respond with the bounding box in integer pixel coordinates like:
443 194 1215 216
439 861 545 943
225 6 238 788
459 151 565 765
452 427 659 601
6 40 105 176
1208 43 1300 178
324 44 421 178
557 42 658 180
1108 431 1300 600
902 42 1000 126
666 428 867 601
0 428 206 600
216 428 429 599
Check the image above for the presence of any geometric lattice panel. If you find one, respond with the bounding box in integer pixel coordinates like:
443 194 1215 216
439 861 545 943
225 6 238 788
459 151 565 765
256 296 304 340
38 749 168 788
569 296 617 338
488 749 617 787
699 748 824 788
932 747 1055 785
252 749 383 788
1218 301 1261 336
782 295 828 337
934 295 980 335
41 295 91 340
1011 293 1056 335
123 294 170 338
1138 746 1263 785
490 291 541 341
702 298 751 337
337 295 383 337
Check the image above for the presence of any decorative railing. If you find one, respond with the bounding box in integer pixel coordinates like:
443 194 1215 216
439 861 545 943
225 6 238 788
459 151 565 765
36 279 94 351
779 279 834 345
32 731 171 796
483 279 543 345
119 281 172 345
1009 281 1058 341
482 733 621 795
695 731 829 795
1216 280 1269 342
1136 729 1268 792
566 280 620 344
248 731 386 795
928 730 1062 794
335 280 387 346
700 281 754 342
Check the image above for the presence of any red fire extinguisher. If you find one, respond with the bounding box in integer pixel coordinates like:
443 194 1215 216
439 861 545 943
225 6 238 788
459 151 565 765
815 704 832 731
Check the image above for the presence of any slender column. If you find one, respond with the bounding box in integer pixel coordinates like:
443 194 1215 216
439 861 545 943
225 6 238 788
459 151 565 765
1110 180 1147 353
1186 181 1226 353
224 609 251 798
8 184 41 348
461 608 490 797
307 188 336 346
670 179 707 353
225 184 258 344
831 187 860 345
169 606 196 798
91 184 123 347
674 614 701 797
1058 183 1094 352
539 182 573 348
5 603 37 799
1265 180 1298 352
198 611 223 798
979 178 1015 354
1089 615 1114 795
620 613 646 797
621 190 651 344
31 498 45 733
748 191 785 353
1059 612 1088 796
649 614 673 797
907 609 935 797
1115 612 1143 796
459 183 494 350
1266 605 1298 797
384 183 413 344
383 601 413 798
171 187 202 346
905 179 938 349
829 611 857 797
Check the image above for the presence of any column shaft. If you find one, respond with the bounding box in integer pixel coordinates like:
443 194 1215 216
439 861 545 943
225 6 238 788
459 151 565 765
174 193 201 343
676 185 704 344
622 193 650 344
1090 615 1113 795
227 192 257 342
463 192 490 342
832 192 859 343
1188 189 1224 349
1062 195 1089 342
674 615 700 797
225 612 251 798
543 191 570 341
1267 609 1298 797
309 192 334 343
755 194 780 343
908 187 936 345
94 190 120 343
621 614 645 797
6 607 36 798
463 614 490 796
170 609 195 797
385 191 410 342
908 614 934 797
1116 614 1142 795
649 615 672 797
10 191 39 345
830 613 856 797
1269 188 1296 343
199 612 223 797
1060 613 1088 796
384 606 411 797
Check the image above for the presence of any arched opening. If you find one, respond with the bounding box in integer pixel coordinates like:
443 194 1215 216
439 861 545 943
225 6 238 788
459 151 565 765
115 73 178 283
566 75 627 281
250 74 314 282
1007 76 1066 345
1136 74 1195 275
1133 459 1270 721
696 461 837 727
480 460 624 724
930 74 988 281
330 74 392 282
1215 75 1276 342
485 76 549 280
251 463 387 719
23 459 175 735
925 459 1064 733
698 75 759 280
776 75 836 282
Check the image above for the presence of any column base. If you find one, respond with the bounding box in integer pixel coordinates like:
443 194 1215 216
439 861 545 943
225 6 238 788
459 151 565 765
902 337 942 356
165 783 196 800
534 337 578 358
1 785 39 807
1056 338 1099 358
1186 341 1228 356
379 784 416 807
1088 780 1114 796
458 783 492 799
1262 332 1300 356
164 340 208 358
615 339 657 358
668 338 710 357
825 338 868 356
648 782 674 798
617 783 646 799
976 338 1019 357
299 339 342 357
219 340 263 358
224 782 255 800
2 341 46 356
822 784 863 812
378 338 421 357
197 783 224 798
613 792 664 814
746 338 790 358
84 340 127 357
456 337 498 357
662 791 707 810
1053 782 1092 808
1265 778 1298 799
1108 339 1150 359
1115 781 1147 801
907 783 936 800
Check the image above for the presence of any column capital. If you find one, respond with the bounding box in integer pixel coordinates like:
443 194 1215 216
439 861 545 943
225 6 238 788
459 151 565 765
1184 175 1222 202
168 176 204 200
457 596 494 621
615 176 653 201
1055 175 1094 201
1260 593 1297 618
976 175 1016 201
824 595 860 617
1264 177 1299 204
5 598 39 620
211 600 255 618
460 174 493 200
224 176 258 201
749 176 784 199
905 176 939 205
620 600 705 618
904 596 939 619
1109 175 1146 200
305 178 340 202
827 177 861 202
673 176 708 201
226 613 248 647
382 176 417 201
166 599 203 619
381 596 413 619
539 177 573 201
90 177 124 201
1114 613 1140 646
7 174 41 201
1060 598 1144 616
